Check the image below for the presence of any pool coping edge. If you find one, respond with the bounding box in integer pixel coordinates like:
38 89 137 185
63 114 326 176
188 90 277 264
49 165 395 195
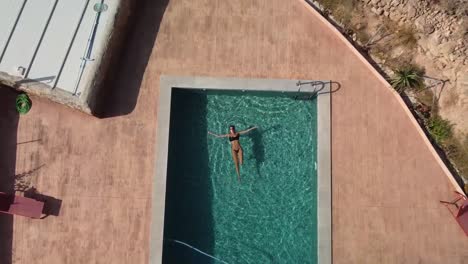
150 76 332 264
317 81 331 264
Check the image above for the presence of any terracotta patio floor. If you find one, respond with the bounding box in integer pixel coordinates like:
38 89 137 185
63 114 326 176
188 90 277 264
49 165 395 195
1 0 467 263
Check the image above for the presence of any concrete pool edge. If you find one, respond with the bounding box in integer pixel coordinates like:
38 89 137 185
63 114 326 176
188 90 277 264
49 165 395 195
150 76 332 264
317 82 331 264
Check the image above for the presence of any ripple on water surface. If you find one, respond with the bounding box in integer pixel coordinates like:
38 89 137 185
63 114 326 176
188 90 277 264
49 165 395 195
163 89 317 264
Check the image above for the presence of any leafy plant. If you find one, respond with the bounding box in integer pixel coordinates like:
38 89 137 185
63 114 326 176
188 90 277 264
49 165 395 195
427 115 452 144
16 93 31 115
390 66 423 93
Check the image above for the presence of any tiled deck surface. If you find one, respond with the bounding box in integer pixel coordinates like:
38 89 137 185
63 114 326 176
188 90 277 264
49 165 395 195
1 0 467 263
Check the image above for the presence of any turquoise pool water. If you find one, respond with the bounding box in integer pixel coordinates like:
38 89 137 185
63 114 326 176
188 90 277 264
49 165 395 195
163 89 317 264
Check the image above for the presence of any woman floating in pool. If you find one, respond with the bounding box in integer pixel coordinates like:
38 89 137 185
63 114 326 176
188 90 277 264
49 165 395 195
208 125 257 181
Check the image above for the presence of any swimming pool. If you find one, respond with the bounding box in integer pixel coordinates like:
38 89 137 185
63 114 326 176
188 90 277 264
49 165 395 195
151 77 331 264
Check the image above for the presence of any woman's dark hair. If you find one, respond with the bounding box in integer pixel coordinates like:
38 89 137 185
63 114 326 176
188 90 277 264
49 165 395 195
229 125 235 130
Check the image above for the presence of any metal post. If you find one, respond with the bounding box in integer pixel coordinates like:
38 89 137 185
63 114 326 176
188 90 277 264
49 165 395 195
72 0 107 96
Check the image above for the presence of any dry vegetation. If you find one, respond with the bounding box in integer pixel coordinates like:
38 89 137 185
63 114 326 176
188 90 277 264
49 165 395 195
321 0 418 61
315 0 468 185
415 88 436 109
458 20 468 43
395 26 418 49
319 0 356 13
444 133 468 193
432 0 468 16
441 89 459 107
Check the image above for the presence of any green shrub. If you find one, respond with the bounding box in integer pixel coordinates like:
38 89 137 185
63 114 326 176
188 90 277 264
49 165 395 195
391 66 424 93
427 115 453 144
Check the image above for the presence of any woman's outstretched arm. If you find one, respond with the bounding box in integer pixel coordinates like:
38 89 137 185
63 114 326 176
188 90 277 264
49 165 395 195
208 131 229 138
238 126 258 135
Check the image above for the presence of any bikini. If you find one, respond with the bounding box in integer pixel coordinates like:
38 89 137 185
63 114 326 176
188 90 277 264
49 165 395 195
229 134 241 152
229 134 240 142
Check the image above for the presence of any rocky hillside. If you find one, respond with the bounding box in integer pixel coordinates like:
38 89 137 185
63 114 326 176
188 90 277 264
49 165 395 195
361 0 467 136
313 0 468 183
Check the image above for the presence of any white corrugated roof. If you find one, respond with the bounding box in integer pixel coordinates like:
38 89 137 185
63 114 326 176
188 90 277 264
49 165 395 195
0 0 118 95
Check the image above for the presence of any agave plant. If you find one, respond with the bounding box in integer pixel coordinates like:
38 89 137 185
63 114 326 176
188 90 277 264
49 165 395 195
391 67 423 93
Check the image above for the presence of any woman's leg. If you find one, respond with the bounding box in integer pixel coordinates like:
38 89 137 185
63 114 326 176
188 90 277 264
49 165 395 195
231 148 240 181
238 147 244 165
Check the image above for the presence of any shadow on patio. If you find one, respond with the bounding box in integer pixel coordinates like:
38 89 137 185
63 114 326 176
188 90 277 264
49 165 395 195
92 0 170 118
0 85 19 264
24 187 62 219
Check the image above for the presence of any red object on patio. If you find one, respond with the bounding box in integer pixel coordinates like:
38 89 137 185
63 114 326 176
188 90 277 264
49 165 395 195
441 191 468 236
0 192 44 219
